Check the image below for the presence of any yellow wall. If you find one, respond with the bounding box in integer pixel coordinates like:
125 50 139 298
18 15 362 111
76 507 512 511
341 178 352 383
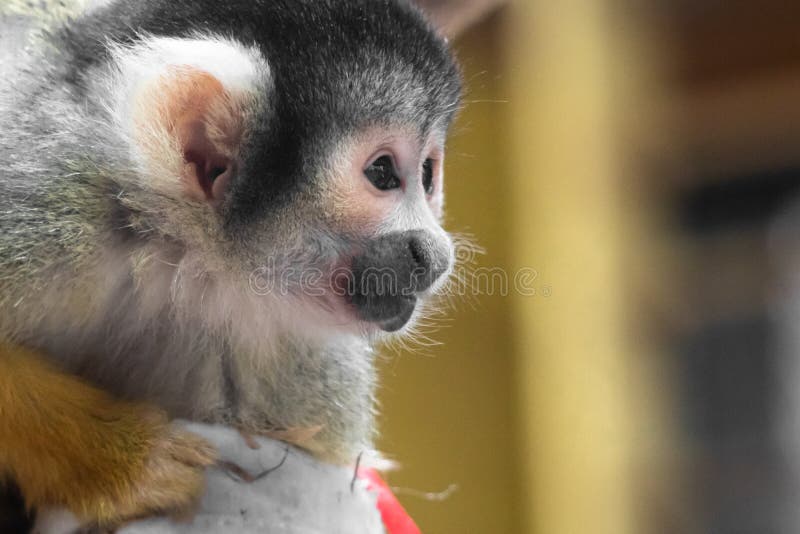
506 2 638 533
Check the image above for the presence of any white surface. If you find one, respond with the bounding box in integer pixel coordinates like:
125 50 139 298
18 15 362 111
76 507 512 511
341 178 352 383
121 424 385 534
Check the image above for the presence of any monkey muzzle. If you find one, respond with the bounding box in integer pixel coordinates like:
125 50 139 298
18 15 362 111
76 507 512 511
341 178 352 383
345 230 451 332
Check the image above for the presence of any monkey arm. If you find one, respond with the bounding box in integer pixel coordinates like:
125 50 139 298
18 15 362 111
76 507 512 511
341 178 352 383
0 343 216 528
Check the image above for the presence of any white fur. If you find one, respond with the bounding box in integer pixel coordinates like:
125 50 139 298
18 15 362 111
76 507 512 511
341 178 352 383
107 33 270 108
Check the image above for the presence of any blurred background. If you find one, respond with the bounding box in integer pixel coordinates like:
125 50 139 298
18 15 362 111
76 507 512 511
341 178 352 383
379 1 800 533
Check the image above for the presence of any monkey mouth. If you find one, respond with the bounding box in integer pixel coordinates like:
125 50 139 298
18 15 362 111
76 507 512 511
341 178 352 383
356 293 418 333
332 229 450 333
333 271 418 332
377 300 417 332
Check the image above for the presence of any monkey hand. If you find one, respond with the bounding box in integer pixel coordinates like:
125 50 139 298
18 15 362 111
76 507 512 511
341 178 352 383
65 414 218 529
0 345 217 530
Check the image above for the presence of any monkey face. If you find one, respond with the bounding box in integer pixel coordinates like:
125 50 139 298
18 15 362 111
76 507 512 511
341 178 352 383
218 122 456 336
225 118 457 337
321 128 454 332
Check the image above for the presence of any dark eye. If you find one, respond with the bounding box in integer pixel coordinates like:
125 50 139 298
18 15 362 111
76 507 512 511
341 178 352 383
364 155 401 191
422 158 434 194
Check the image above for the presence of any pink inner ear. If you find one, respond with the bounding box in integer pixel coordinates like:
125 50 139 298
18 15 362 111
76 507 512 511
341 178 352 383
182 120 232 203
138 66 241 206
184 150 232 204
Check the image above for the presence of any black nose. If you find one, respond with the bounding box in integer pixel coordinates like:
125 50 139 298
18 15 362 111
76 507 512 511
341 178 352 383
347 230 451 331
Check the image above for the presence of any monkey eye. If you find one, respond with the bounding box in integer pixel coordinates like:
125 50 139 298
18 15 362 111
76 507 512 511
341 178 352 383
364 155 401 191
422 158 434 194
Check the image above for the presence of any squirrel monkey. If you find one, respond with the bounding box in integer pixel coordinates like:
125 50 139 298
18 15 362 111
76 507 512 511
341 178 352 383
0 0 462 528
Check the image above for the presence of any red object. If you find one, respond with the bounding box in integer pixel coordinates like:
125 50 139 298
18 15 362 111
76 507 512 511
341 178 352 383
358 468 422 534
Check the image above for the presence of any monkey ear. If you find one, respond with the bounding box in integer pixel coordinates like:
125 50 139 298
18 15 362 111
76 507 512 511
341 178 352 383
413 0 507 37
117 38 269 206
132 66 244 206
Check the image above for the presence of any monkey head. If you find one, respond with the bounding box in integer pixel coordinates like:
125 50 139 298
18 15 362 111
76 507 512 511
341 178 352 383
90 1 462 342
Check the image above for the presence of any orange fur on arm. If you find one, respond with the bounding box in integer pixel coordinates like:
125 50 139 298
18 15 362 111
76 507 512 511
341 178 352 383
0 343 216 527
